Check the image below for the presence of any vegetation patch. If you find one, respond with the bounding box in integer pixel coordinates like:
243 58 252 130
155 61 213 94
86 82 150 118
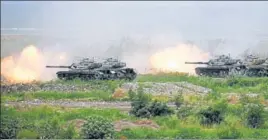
81 116 115 139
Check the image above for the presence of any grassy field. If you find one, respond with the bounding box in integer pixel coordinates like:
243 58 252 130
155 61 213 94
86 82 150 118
1 74 268 139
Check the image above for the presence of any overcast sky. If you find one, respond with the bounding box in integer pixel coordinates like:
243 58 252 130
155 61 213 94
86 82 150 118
1 1 268 55
2 1 267 36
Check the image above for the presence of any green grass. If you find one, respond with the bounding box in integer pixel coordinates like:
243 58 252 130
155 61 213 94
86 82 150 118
2 74 268 102
138 74 268 94
2 90 117 101
1 101 268 139
1 105 131 122
1 73 268 139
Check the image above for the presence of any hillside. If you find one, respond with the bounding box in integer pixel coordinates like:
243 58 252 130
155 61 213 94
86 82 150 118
1 73 268 139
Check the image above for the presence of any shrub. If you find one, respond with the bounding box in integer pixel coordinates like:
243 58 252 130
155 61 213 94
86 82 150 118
198 99 227 126
136 107 151 118
148 100 173 117
217 126 241 139
198 107 223 126
81 116 115 139
130 99 150 118
129 87 151 118
129 86 172 118
36 118 61 139
130 99 173 118
243 103 265 128
17 129 39 139
0 115 20 139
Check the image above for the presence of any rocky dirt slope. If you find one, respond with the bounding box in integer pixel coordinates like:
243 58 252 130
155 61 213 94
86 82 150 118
1 81 212 95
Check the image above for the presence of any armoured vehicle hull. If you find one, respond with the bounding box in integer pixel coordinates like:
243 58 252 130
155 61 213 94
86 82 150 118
55 68 137 81
46 57 137 81
186 55 268 77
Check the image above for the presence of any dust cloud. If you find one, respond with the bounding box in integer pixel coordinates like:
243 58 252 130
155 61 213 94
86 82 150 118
1 45 69 83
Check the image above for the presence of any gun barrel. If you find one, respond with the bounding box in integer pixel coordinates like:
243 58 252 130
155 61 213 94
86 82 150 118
185 62 208 64
46 65 71 68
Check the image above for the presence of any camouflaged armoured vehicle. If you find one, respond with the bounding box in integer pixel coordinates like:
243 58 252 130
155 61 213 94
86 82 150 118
185 54 268 77
240 55 268 77
185 55 244 77
46 57 137 80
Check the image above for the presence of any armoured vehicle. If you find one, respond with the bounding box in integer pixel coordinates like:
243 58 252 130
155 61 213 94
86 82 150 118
185 55 243 77
240 55 268 77
46 57 137 80
185 54 268 77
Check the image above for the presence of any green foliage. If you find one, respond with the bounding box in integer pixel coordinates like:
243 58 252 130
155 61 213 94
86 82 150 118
130 99 150 118
176 127 203 139
59 123 76 139
176 105 193 120
217 126 242 139
148 100 174 117
36 117 61 139
129 87 173 118
0 115 20 139
198 100 227 126
129 86 151 118
198 107 224 126
81 116 115 139
204 91 222 101
174 93 184 108
135 106 151 118
128 89 136 100
243 103 265 128
107 80 120 92
17 129 39 139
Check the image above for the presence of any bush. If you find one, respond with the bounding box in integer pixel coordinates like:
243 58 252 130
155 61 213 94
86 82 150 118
217 126 241 139
17 129 39 139
198 100 227 126
136 107 151 118
81 116 115 139
130 99 173 118
243 103 265 128
0 115 20 139
198 107 223 126
129 87 151 118
148 100 173 117
129 86 172 118
36 118 61 139
130 99 150 118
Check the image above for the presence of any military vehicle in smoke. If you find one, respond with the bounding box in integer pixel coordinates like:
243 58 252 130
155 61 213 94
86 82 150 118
46 57 137 81
185 54 268 77
241 55 268 77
